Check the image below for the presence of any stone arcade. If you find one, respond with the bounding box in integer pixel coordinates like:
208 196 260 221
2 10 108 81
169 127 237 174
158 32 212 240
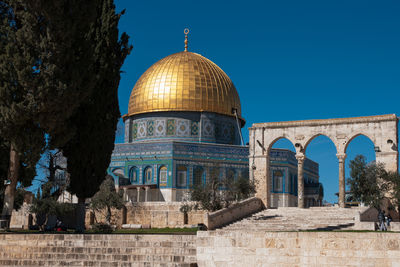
249 114 399 208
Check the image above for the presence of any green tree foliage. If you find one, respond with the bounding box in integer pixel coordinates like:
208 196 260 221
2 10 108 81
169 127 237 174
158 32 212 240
0 0 131 228
182 168 255 212
0 1 46 220
0 0 99 221
347 155 389 210
90 175 124 225
382 171 400 214
30 181 74 231
61 0 132 232
30 149 72 230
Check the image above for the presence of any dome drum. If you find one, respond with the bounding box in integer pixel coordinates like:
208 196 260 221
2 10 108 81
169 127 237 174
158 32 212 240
124 111 242 145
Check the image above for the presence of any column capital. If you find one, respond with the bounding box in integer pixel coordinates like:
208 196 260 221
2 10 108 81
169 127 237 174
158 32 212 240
336 153 347 162
295 153 306 162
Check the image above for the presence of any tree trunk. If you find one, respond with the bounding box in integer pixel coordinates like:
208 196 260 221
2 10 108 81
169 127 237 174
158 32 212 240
1 144 20 228
106 206 111 225
75 197 86 233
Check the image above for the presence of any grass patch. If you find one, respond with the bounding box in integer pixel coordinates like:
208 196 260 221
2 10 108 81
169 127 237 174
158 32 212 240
112 227 198 235
2 227 198 235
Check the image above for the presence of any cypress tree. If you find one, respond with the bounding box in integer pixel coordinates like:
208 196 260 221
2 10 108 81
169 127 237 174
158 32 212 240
61 0 131 232
0 1 46 222
0 0 130 228
0 0 117 224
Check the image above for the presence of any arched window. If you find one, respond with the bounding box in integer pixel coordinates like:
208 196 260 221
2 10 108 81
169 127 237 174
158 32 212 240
177 166 187 187
159 166 168 184
112 168 124 178
144 167 153 184
193 167 204 186
129 167 138 184
226 169 236 180
273 170 283 192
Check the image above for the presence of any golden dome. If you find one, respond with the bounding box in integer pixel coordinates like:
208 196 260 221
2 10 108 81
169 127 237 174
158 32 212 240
126 51 244 123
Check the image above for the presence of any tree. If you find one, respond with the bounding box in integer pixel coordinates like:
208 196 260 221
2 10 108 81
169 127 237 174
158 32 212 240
382 171 400 215
90 175 124 225
61 0 132 232
0 0 103 225
0 1 47 223
183 168 256 212
37 150 68 199
347 155 389 210
30 181 74 231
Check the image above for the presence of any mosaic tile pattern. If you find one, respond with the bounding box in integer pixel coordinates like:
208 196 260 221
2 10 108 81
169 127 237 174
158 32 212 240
147 120 154 136
167 119 176 136
155 120 166 136
138 121 146 138
127 113 240 145
132 123 138 139
176 120 190 136
191 122 199 136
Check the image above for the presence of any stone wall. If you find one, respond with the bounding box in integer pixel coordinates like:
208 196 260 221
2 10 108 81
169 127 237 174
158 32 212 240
204 197 264 230
9 202 205 230
197 230 400 266
124 202 205 228
9 204 32 229
2 231 400 266
0 234 197 267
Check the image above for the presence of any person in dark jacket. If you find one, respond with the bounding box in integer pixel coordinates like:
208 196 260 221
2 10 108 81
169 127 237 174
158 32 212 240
378 210 387 231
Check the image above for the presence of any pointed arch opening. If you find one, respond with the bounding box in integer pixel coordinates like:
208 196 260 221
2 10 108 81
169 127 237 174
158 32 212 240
344 133 376 194
304 134 337 204
270 137 296 153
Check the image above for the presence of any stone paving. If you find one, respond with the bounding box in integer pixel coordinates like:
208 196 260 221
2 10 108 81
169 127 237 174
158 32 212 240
220 206 369 232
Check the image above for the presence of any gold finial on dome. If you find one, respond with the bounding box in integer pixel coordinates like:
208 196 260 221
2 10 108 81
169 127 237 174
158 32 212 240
184 28 189 51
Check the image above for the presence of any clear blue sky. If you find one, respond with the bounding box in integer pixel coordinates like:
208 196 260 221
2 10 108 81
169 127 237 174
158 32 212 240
113 0 400 203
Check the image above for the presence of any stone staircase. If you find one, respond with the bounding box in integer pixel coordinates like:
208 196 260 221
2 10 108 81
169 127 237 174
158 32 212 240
220 206 369 232
0 234 197 266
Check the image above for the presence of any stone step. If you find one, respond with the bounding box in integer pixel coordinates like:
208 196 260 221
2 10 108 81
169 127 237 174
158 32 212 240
0 259 196 267
220 207 362 232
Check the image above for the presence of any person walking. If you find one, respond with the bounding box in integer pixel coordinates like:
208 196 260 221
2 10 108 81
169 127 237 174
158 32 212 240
378 210 387 231
386 214 392 230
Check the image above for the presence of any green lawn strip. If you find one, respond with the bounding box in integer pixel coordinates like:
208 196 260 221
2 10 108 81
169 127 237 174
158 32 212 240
2 227 198 235
113 227 198 234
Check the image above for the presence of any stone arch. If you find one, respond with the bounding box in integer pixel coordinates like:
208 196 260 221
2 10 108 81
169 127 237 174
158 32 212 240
304 134 338 155
267 136 297 154
344 133 376 154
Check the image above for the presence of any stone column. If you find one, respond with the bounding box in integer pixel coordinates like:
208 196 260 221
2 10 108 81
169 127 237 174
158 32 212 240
254 155 271 208
123 188 128 202
336 153 347 208
136 187 141 203
145 186 149 202
295 154 305 208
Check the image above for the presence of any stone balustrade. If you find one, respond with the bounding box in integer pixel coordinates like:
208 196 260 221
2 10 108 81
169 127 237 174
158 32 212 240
204 197 264 230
